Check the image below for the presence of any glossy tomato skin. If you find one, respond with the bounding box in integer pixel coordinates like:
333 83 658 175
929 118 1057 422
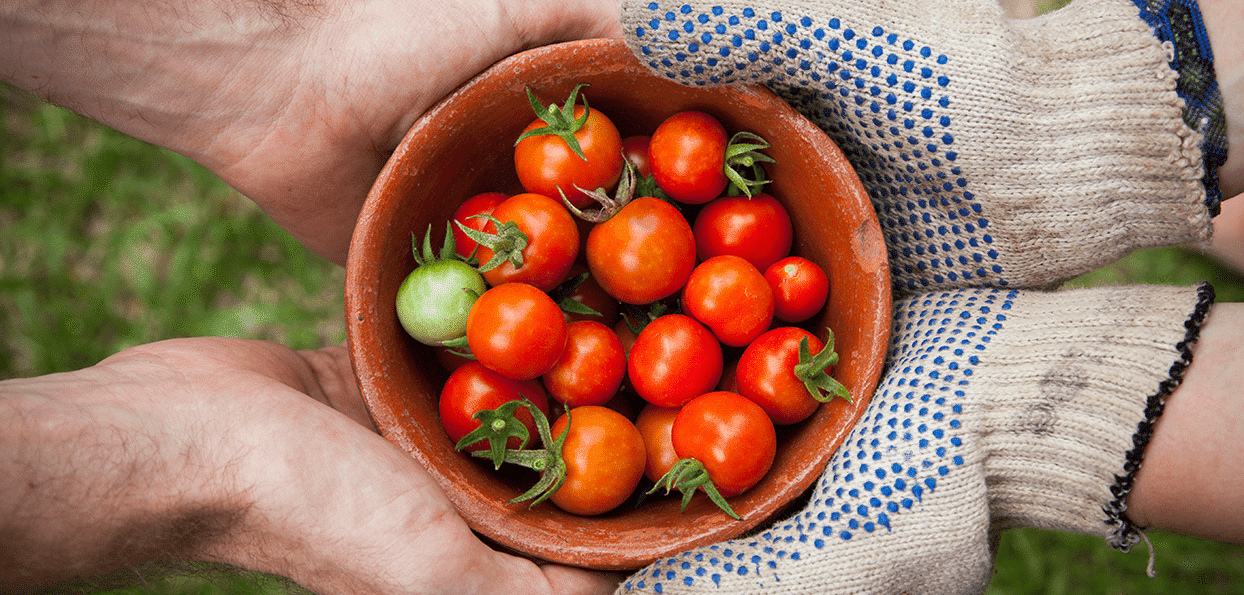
395 258 486 346
621 135 653 178
562 266 619 327
586 196 696 305
549 406 647 516
476 193 580 292
439 361 552 452
466 282 568 380
682 255 775 347
648 111 729 204
634 404 681 483
515 105 623 209
765 256 830 323
543 320 627 408
736 327 827 425
628 314 723 408
693 193 793 273
671 391 776 498
451 192 507 260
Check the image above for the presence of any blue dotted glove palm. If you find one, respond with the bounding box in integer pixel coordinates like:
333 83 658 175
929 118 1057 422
622 0 1217 294
614 0 1225 593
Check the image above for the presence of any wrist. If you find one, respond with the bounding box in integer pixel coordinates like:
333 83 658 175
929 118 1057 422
0 364 247 590
1199 0 1243 198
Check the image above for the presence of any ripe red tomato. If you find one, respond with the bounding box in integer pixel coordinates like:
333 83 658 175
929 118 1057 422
515 104 623 209
543 320 627 408
628 314 723 408
474 193 580 292
682 255 775 347
586 196 696 305
549 406 647 515
671 391 776 498
736 327 827 425
765 256 830 323
439 361 552 452
634 404 681 483
693 193 793 273
561 266 619 327
621 135 653 177
466 282 568 380
648 111 729 204
451 192 507 260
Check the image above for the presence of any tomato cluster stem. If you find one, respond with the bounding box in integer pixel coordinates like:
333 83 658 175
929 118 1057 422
647 458 740 520
466 399 570 508
793 329 852 403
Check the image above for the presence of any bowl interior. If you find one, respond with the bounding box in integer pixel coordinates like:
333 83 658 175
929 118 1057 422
345 38 890 570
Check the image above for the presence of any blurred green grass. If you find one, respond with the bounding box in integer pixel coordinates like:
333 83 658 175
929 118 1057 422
4 82 1244 595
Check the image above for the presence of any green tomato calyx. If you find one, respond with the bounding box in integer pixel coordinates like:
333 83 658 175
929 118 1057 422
455 215 530 273
468 399 569 508
514 84 592 161
793 329 852 403
723 131 775 198
455 399 532 469
647 458 741 520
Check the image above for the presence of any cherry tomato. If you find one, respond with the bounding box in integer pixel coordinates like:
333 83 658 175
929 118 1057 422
736 327 827 425
549 406 647 515
682 255 775 347
395 257 486 346
586 196 696 305
648 111 729 204
628 314 723 408
765 256 830 323
466 282 568 380
475 193 580 292
515 104 623 209
543 320 627 408
561 266 619 327
451 192 507 260
434 345 474 373
693 193 793 273
439 361 551 452
671 391 776 498
634 404 681 483
621 135 653 177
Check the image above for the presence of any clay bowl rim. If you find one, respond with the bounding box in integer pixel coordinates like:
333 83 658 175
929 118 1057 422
344 38 891 571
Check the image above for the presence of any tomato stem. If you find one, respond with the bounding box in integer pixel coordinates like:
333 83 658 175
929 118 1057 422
514 84 593 161
647 458 741 520
723 131 776 198
793 329 852 403
468 400 570 508
413 222 477 267
454 214 530 273
455 399 533 469
562 158 637 223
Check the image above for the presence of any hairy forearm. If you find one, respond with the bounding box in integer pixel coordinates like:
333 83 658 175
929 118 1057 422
1127 301 1244 543
0 0 315 166
0 368 244 591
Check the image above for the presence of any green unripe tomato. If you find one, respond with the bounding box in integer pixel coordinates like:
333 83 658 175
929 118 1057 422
396 259 487 345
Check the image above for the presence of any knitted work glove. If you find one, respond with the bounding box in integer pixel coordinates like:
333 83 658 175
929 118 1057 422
619 283 1213 594
620 0 1221 294
613 1 1229 593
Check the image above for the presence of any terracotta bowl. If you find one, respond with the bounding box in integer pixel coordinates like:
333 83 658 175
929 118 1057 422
345 38 890 571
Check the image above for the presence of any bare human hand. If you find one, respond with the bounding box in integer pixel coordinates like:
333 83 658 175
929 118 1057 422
0 337 621 595
0 0 624 266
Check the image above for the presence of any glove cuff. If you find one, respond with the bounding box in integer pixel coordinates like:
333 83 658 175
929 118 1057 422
1128 0 1228 215
973 282 1214 547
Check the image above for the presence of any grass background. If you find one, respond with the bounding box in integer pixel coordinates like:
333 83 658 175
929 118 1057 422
5 69 1244 595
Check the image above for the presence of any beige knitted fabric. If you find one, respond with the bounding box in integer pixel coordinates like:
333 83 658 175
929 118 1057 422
618 283 1212 595
620 0 1212 294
